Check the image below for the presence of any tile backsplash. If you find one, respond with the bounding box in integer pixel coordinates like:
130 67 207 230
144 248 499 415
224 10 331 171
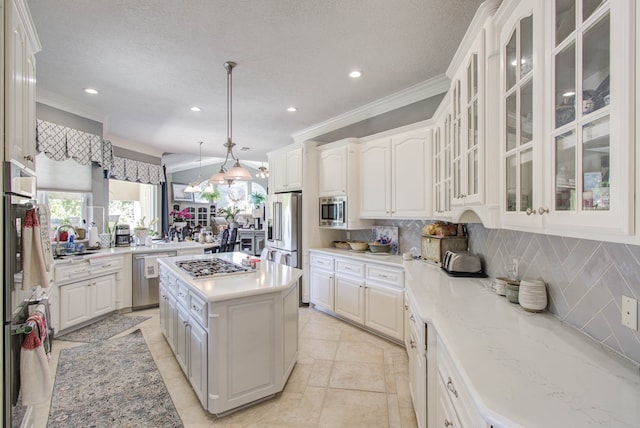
348 219 640 365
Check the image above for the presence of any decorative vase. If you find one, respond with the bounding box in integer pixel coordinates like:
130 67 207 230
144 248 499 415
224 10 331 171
99 233 113 248
134 228 149 246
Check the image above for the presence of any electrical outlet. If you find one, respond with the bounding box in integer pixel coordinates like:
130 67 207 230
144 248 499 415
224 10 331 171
511 258 518 278
621 296 638 331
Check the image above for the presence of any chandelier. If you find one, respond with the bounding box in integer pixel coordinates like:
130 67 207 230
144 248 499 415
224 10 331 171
184 141 205 193
210 61 252 186
256 163 269 179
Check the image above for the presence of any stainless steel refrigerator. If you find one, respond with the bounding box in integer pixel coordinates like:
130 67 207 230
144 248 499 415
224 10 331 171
265 192 302 283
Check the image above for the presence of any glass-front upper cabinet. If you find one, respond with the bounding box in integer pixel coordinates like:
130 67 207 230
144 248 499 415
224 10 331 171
451 30 486 208
499 0 544 229
433 97 453 217
546 0 634 237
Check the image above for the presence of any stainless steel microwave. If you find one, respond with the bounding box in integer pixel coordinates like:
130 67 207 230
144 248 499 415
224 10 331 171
319 196 346 228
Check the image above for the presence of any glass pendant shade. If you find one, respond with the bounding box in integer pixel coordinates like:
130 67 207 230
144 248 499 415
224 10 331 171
224 160 252 181
210 169 227 184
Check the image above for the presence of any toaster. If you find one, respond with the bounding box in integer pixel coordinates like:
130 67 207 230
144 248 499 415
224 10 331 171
441 251 486 277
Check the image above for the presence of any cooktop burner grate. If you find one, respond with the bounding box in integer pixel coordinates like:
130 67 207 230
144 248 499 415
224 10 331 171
175 258 253 278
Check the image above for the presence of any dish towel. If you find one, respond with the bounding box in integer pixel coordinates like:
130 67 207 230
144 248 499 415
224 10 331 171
20 309 52 406
260 248 270 261
144 256 159 279
37 204 55 271
22 209 50 290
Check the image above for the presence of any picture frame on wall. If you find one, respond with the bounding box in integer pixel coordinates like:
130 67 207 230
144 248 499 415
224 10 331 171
172 183 194 202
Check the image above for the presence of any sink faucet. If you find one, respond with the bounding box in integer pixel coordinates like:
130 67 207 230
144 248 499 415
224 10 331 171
55 224 77 255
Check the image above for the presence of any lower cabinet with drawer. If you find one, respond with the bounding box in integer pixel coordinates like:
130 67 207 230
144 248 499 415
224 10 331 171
310 251 405 343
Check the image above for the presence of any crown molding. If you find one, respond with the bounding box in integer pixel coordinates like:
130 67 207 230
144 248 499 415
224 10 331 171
36 88 106 123
291 74 449 144
446 0 501 78
15 0 41 52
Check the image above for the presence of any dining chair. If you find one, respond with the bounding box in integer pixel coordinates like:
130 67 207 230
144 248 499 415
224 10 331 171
217 228 229 253
224 228 238 252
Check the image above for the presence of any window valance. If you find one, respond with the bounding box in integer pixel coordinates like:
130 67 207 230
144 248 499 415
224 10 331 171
36 119 113 170
36 119 165 185
109 156 165 185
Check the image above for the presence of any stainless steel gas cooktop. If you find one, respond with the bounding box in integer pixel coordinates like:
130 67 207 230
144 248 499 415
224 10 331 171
175 258 253 278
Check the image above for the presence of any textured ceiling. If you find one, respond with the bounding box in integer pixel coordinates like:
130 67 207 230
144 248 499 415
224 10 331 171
28 0 485 164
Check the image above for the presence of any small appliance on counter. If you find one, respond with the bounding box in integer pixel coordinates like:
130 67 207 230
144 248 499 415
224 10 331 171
115 224 131 247
441 250 487 277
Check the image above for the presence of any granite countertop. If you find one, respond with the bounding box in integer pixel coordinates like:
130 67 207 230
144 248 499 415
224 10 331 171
157 252 303 303
309 247 640 427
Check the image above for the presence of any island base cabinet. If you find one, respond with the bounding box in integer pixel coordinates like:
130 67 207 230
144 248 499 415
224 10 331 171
364 283 404 341
188 318 208 407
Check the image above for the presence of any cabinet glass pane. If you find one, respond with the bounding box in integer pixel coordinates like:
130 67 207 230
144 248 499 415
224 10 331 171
520 148 533 212
582 14 610 116
555 130 576 211
582 115 610 211
506 30 517 90
435 155 441 182
468 149 478 195
506 92 517 151
444 181 451 211
506 155 516 211
555 42 576 128
454 160 461 197
556 0 576 46
520 15 533 76
473 53 478 96
472 100 478 148
521 79 533 145
435 184 442 212
467 59 472 101
583 0 605 22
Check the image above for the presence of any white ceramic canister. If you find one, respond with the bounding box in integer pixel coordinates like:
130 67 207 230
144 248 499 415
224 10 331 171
519 279 547 312
495 277 518 296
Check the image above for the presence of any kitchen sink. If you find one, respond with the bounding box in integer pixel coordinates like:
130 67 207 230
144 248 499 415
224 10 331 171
53 248 102 260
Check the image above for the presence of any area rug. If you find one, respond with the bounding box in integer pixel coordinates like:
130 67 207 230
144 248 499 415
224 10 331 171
55 313 151 343
47 329 183 428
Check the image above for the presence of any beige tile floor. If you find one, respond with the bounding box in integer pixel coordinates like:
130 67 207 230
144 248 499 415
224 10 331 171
34 306 417 428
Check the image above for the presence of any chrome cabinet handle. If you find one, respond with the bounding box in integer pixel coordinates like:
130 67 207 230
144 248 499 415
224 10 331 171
444 419 453 427
410 340 416 349
446 377 458 397
538 206 549 215
404 304 409 311
526 207 534 216
24 155 33 162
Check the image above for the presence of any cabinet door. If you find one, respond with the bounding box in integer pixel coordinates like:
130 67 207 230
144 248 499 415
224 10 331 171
545 0 634 237
92 274 116 317
334 275 365 324
310 268 334 312
392 130 432 218
360 139 392 218
364 282 404 341
159 285 168 337
175 304 189 373
435 376 462 428
285 147 303 190
254 235 265 256
165 294 177 352
188 319 208 407
318 145 347 196
59 280 92 330
499 1 545 230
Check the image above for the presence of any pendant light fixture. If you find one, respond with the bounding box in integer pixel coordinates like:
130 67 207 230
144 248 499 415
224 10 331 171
185 141 205 193
210 61 252 186
255 163 269 179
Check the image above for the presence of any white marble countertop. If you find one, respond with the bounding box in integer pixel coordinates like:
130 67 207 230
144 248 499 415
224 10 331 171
158 252 303 303
309 247 406 268
309 248 640 427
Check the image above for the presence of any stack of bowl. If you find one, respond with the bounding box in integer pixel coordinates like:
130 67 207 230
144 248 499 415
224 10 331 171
368 242 391 253
348 241 369 251
495 277 519 297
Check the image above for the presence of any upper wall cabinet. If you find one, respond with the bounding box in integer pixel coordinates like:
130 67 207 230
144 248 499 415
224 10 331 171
268 145 303 193
542 0 635 238
5 0 41 174
433 99 453 218
360 127 432 219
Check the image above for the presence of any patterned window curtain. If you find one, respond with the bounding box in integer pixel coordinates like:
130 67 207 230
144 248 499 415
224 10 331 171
108 155 165 185
36 119 114 170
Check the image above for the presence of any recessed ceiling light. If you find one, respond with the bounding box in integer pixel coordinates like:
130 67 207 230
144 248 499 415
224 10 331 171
240 146 251 151
84 88 98 95
349 70 362 78
287 106 297 112
190 106 201 112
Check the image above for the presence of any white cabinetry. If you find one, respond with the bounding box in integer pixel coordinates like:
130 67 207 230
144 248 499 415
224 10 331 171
310 253 335 312
364 265 404 341
334 258 366 324
360 127 432 219
268 145 303 193
4 0 40 173
405 294 427 428
433 99 454 218
59 274 116 331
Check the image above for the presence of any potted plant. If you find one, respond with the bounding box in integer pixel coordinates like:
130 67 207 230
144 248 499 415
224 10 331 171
218 206 240 228
169 208 193 226
134 216 158 245
249 191 266 209
199 187 221 203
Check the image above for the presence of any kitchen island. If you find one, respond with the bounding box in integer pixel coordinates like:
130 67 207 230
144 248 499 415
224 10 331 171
157 252 302 416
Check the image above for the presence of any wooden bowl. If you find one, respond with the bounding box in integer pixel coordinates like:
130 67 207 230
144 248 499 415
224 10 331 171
333 241 351 250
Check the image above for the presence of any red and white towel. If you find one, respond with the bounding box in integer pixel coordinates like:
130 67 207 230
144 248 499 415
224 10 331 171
20 307 52 405
22 208 52 290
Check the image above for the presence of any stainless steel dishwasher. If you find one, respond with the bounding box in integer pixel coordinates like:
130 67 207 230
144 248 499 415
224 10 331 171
132 251 177 310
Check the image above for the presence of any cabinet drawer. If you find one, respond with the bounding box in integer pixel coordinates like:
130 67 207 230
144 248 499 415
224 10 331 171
310 253 334 270
176 280 190 308
165 272 179 295
366 265 404 286
188 292 208 328
437 337 485 427
335 258 365 277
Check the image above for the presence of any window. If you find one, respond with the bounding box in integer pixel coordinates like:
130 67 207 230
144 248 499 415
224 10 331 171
202 181 266 213
37 190 93 237
109 180 159 233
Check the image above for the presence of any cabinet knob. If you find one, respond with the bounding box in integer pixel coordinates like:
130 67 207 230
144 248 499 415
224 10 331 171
444 419 453 427
410 315 415 322
446 377 458 397
526 207 534 216
404 304 409 311
24 155 33 162
538 206 549 215
410 340 416 349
